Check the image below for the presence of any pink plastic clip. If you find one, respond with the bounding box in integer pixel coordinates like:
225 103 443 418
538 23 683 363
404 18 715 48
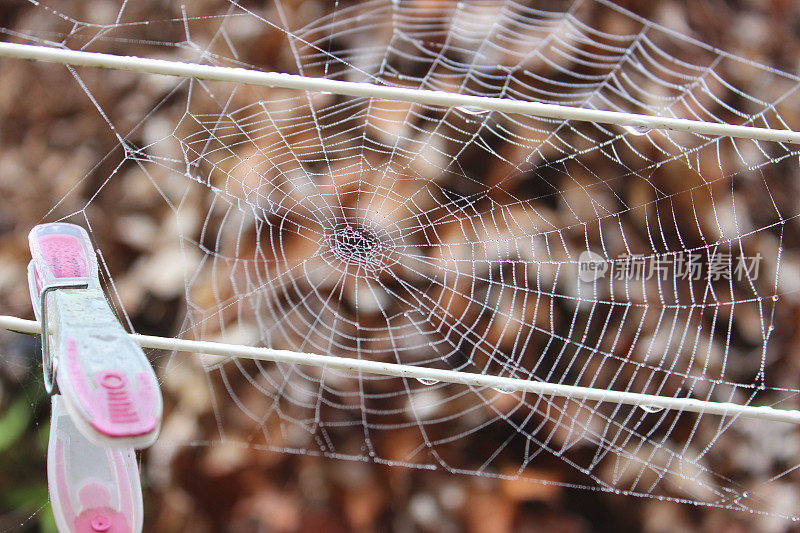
28 223 162 449
48 395 143 533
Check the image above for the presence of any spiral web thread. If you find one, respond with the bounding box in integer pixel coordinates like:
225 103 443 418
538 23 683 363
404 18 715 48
4 0 800 519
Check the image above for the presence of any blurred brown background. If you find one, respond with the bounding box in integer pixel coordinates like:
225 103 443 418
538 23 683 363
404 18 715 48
3 1 800 532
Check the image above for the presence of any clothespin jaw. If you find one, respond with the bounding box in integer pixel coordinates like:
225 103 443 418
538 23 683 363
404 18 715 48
48 395 143 533
28 223 163 449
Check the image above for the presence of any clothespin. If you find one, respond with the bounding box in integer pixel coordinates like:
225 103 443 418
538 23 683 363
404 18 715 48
28 223 162 448
48 394 143 533
28 223 159 532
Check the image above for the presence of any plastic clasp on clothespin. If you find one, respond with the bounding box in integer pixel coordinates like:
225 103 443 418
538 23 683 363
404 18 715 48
28 223 162 448
48 395 143 533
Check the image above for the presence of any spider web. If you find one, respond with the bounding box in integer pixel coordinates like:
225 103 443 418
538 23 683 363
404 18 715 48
4 0 800 521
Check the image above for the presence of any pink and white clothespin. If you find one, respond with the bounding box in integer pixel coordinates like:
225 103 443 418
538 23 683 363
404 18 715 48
48 394 143 533
28 223 162 448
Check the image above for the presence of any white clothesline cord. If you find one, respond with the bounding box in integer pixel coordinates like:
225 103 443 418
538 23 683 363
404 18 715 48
1 42 799 144
1 314 798 424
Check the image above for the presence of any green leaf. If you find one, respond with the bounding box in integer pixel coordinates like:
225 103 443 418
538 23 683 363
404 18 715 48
0 397 33 453
5 482 47 509
39 502 57 533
